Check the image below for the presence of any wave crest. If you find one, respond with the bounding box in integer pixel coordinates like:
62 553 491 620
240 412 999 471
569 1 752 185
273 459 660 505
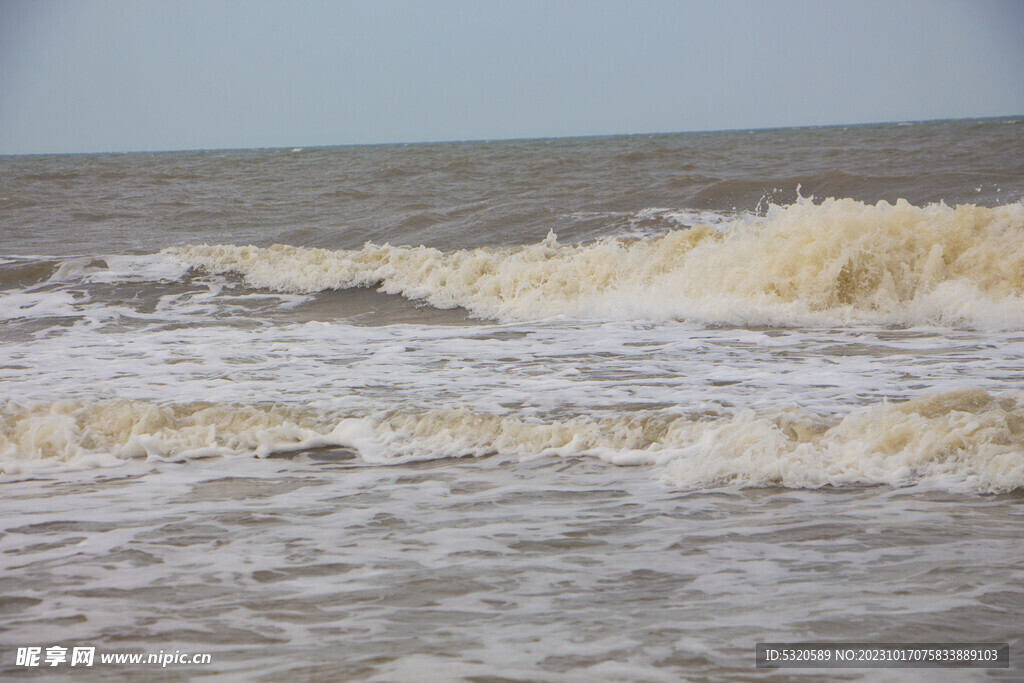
4 390 1022 492
0 400 333 472
168 197 1024 327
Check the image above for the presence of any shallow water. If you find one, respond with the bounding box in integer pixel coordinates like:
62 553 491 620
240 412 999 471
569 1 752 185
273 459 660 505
3 454 1021 681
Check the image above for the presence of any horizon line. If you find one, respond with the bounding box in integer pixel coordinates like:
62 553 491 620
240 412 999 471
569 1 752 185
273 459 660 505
2 114 1021 158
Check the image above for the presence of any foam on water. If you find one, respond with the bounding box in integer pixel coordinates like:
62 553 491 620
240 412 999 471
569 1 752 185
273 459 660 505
0 253 190 288
4 123 1024 679
660 389 1024 493
169 197 1024 328
0 400 334 473
4 389 1022 492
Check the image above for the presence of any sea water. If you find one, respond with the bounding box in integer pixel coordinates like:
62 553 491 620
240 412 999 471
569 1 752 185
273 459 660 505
1 118 1022 680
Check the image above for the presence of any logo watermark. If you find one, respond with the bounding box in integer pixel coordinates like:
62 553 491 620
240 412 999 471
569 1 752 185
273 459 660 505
15 646 212 668
756 642 1009 668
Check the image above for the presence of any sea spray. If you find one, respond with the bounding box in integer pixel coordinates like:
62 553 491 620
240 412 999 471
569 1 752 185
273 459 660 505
5 389 1022 492
168 198 1024 328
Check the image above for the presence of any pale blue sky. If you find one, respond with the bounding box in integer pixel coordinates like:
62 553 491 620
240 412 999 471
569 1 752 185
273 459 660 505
1 0 1022 154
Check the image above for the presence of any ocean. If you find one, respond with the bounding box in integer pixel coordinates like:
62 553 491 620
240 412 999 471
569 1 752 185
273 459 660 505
1 117 1022 681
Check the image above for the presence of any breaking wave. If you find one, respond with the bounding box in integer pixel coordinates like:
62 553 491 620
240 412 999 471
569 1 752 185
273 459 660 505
168 197 1024 327
4 389 1022 493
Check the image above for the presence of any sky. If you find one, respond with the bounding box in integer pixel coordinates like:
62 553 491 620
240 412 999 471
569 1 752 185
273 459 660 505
1 0 1022 155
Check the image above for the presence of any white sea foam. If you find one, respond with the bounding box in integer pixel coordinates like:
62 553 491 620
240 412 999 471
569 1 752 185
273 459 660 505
168 197 1024 328
3 389 1021 492
20 253 192 286
659 389 1024 493
0 400 340 474
633 207 733 227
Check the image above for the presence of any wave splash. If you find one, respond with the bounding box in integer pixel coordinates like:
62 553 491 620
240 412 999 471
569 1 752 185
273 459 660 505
4 390 1022 492
168 197 1024 327
0 401 335 472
